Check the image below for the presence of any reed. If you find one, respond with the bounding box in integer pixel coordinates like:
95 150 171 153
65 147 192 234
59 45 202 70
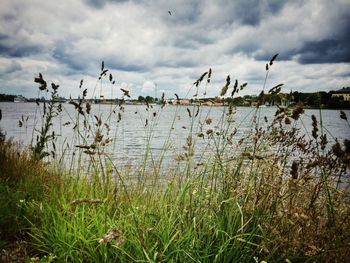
0 55 349 262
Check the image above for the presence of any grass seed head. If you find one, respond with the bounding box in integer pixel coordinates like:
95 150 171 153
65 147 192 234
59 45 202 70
291 105 304 120
311 115 318 139
290 161 299 179
340 110 347 120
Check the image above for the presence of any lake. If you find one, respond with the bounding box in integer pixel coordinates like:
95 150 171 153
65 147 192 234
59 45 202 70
0 102 349 169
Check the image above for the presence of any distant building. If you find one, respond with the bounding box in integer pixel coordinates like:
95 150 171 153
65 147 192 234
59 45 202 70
14 95 27 102
332 87 350 101
172 99 190 105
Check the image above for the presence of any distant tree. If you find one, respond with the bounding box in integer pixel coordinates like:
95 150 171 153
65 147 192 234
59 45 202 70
319 92 332 106
233 97 245 105
145 96 154 103
306 93 320 106
138 96 145 102
225 97 234 104
265 94 281 105
293 91 303 104
0 94 15 102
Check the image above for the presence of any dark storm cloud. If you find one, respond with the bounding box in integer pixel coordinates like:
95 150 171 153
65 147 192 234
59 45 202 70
231 0 287 26
0 61 22 75
2 13 17 22
53 54 87 73
0 34 41 58
108 60 148 73
171 33 213 49
0 43 41 58
297 38 350 64
295 14 350 64
52 45 87 73
84 0 128 8
252 13 350 65
253 52 293 62
84 0 105 8
157 58 197 69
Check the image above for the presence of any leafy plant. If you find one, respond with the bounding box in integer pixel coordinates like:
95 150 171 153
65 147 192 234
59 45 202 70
32 74 62 160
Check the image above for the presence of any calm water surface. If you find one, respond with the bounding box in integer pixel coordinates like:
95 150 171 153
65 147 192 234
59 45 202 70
0 102 349 168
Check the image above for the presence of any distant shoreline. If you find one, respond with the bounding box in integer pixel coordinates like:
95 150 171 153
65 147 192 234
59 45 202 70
1 100 349 110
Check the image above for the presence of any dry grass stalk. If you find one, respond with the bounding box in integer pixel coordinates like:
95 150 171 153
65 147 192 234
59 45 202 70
98 228 125 246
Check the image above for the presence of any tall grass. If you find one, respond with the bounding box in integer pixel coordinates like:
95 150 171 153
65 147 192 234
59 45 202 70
0 55 349 262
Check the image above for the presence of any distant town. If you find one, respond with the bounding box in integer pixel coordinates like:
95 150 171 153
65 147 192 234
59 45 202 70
0 87 349 109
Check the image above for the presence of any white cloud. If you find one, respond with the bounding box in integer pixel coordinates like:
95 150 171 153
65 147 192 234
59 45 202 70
141 80 156 94
0 0 349 99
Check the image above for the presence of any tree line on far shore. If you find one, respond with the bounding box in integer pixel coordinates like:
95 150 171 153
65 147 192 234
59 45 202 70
224 91 349 109
1 91 349 109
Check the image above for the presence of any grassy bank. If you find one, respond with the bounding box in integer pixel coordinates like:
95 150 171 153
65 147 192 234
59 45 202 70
1 57 350 262
1 114 350 262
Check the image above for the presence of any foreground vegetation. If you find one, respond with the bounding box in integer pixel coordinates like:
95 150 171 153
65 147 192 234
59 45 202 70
1 56 350 262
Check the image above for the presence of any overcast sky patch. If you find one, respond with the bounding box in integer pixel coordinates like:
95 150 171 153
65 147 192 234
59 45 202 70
0 0 349 99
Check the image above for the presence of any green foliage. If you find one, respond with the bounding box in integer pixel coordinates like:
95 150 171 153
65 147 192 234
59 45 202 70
32 75 62 160
145 95 155 103
0 141 56 251
1 57 349 262
137 95 145 102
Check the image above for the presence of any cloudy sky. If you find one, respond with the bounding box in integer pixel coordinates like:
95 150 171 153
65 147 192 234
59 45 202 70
0 0 349 99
